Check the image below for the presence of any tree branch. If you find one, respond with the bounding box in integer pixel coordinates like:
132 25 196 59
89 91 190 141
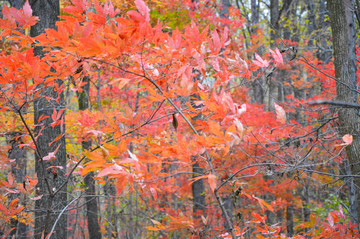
308 99 360 109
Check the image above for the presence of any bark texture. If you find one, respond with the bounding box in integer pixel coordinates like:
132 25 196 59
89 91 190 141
78 76 102 239
30 0 67 238
7 132 27 238
328 0 360 225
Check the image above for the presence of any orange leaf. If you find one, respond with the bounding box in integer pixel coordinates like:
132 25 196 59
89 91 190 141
208 174 217 193
0 203 7 213
145 226 162 231
7 172 14 186
8 198 19 210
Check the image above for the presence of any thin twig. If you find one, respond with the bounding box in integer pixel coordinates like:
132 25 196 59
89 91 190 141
47 194 82 239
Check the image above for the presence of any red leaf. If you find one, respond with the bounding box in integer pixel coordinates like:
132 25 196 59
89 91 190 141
0 203 8 214
51 108 57 122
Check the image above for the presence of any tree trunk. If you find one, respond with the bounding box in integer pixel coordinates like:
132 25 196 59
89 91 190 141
78 76 102 239
6 132 27 239
30 0 67 238
286 205 294 236
327 0 360 225
220 0 231 19
251 0 259 26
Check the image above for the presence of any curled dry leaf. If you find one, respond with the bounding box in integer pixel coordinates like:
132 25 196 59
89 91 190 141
336 134 353 147
274 103 286 124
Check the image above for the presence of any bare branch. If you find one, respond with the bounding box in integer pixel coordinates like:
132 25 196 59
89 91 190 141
308 99 360 109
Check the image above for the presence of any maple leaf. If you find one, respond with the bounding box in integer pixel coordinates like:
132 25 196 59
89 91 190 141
253 53 269 68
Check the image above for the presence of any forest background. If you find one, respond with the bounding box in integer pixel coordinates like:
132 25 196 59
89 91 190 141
0 0 359 238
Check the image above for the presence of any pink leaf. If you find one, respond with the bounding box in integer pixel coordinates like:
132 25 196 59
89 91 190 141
30 195 43 201
342 134 353 145
23 0 33 18
336 134 353 147
274 103 286 124
135 0 150 22
104 1 119 18
3 187 19 194
211 30 221 54
150 188 157 201
97 164 123 177
43 152 56 162
338 205 346 219
269 48 284 66
327 213 334 228
253 53 269 68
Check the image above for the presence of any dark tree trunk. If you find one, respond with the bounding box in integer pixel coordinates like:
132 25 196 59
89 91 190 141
270 0 280 43
6 132 27 239
192 160 206 227
30 0 67 238
328 0 360 225
251 0 259 26
286 205 294 236
220 0 231 19
306 0 316 46
77 76 102 239
2 1 27 237
192 161 206 217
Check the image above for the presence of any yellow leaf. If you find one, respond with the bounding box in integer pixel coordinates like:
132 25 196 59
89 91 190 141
145 226 162 231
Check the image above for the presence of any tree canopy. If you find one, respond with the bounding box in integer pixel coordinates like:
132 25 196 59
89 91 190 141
0 0 359 238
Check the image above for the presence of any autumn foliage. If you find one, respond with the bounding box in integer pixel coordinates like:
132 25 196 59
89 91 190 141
0 0 358 238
